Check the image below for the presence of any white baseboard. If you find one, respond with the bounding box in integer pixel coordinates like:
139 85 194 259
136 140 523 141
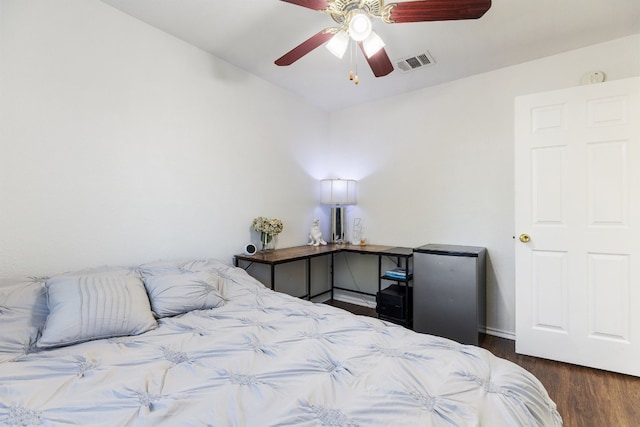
481 326 515 340
332 290 376 309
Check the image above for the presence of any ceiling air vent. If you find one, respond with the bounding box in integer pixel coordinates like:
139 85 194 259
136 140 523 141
396 52 435 73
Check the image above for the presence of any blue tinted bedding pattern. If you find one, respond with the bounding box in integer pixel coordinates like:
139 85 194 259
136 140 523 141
0 259 562 426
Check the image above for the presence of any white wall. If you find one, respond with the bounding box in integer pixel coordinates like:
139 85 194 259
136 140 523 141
0 0 330 277
330 35 640 336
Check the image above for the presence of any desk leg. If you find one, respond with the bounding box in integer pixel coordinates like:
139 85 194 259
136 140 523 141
270 265 275 291
378 255 382 293
330 253 335 300
306 258 311 300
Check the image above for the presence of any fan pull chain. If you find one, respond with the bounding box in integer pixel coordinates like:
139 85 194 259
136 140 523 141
348 41 359 85
348 40 354 81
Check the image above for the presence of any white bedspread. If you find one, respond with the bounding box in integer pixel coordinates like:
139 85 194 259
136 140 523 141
0 260 562 426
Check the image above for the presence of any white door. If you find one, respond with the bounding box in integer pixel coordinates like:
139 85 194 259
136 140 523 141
515 77 640 376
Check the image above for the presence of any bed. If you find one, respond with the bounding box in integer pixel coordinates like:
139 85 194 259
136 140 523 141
0 258 562 426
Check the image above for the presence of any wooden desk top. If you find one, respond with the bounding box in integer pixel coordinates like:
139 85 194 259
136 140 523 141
234 243 412 265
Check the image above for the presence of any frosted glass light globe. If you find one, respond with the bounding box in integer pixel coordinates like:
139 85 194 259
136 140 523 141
348 13 372 42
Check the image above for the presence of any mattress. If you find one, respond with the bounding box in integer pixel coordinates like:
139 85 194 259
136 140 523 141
0 259 562 426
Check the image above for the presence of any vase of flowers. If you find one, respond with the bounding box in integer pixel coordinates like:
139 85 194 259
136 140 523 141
252 217 283 251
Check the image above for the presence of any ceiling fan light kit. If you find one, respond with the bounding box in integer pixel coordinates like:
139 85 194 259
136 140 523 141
326 30 350 58
362 31 385 58
276 0 491 81
348 12 373 41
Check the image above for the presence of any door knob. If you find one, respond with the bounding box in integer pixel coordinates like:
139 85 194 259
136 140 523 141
519 233 531 243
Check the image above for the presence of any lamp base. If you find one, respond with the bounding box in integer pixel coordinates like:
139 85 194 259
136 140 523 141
330 206 346 243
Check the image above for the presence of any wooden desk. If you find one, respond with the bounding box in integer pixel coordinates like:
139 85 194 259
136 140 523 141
234 244 412 300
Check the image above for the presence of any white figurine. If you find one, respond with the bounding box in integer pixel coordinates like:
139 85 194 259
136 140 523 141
308 219 327 246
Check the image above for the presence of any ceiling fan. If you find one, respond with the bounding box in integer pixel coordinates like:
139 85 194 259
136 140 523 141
275 0 492 81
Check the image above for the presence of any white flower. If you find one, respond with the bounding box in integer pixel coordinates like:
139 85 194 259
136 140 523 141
252 217 283 235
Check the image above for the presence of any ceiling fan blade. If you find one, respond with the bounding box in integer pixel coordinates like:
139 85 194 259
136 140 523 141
385 0 491 23
279 0 330 11
275 29 336 66
358 43 394 77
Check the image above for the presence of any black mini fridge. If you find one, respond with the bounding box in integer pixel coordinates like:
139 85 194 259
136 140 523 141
413 244 486 345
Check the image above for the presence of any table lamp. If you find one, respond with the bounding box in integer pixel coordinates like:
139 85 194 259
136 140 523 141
320 178 357 243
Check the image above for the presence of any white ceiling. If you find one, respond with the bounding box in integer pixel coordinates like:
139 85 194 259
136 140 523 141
98 0 640 111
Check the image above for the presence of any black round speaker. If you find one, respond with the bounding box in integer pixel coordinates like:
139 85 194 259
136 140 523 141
244 243 257 256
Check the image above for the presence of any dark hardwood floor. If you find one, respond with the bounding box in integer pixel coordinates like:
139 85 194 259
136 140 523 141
325 299 640 427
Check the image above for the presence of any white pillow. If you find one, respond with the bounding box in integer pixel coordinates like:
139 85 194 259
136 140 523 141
143 272 224 318
38 275 157 348
0 278 49 361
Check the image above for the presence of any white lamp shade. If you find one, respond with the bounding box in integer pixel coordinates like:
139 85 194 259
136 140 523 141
326 30 349 59
362 31 385 58
320 179 357 205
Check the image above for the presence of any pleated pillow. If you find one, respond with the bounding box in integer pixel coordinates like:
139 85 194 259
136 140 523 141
38 275 157 348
